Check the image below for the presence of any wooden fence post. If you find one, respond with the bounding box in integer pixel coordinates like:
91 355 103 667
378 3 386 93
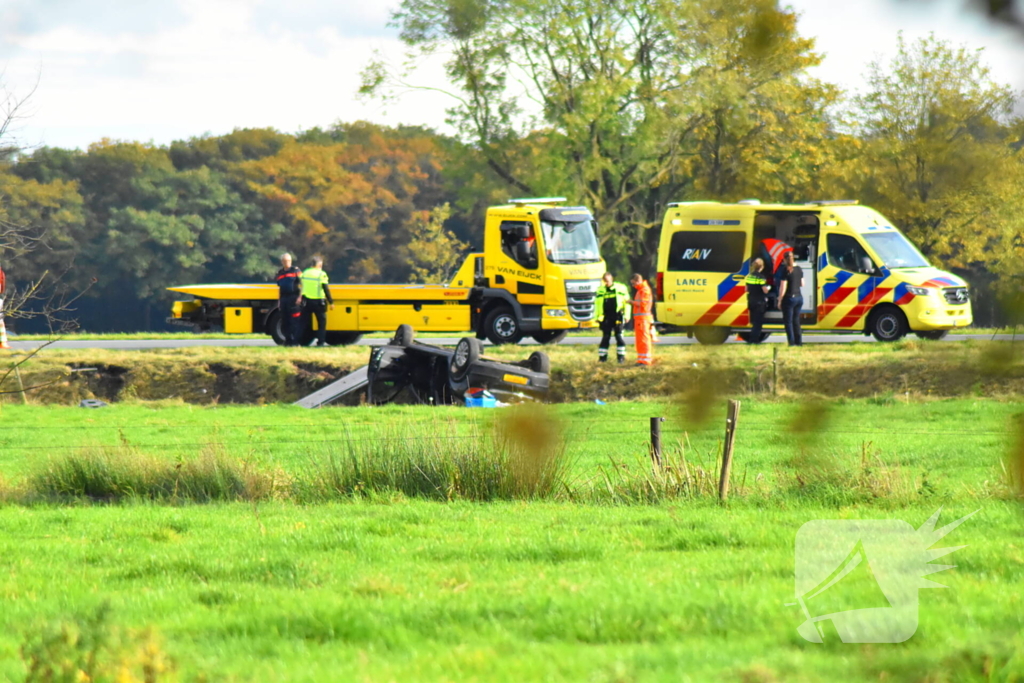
772 347 779 397
719 400 740 501
650 417 664 469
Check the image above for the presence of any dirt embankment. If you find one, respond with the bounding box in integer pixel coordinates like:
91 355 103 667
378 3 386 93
2 341 1023 405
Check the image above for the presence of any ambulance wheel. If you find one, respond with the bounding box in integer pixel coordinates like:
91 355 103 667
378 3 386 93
528 351 551 374
450 337 482 380
326 332 363 346
869 306 908 342
915 330 949 341
392 324 415 347
483 307 524 345
531 330 568 345
267 311 286 346
694 326 730 345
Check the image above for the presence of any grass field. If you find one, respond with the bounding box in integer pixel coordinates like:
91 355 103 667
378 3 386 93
0 399 1022 681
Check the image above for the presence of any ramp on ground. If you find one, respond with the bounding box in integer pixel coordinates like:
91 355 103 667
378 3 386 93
294 365 369 408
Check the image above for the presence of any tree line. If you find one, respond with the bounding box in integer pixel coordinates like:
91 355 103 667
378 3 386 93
1 0 1022 331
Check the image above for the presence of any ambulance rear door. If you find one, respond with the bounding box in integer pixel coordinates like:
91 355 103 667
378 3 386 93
664 224 749 327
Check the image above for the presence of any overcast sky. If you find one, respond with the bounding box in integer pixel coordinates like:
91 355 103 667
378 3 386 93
1 0 1023 152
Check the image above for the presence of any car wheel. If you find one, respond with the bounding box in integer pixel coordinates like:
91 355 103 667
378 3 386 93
392 324 415 347
528 351 551 374
450 337 483 380
869 307 909 342
531 330 568 345
693 326 730 345
326 332 363 345
484 307 524 345
915 330 949 341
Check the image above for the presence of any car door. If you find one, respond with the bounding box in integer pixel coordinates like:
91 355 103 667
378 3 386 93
819 233 883 328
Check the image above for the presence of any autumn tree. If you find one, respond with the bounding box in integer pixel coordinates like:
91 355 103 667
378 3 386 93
368 0 840 274
235 122 451 283
852 34 1024 313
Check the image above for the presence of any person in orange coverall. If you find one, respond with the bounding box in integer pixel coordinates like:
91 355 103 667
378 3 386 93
630 273 653 367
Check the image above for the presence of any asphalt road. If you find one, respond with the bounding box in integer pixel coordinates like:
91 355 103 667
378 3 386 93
5 333 1017 351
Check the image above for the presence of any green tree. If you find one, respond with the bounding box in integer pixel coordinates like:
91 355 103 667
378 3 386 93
369 0 838 274
406 203 469 283
852 34 1024 301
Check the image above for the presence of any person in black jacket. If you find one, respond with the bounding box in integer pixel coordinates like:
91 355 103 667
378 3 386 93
777 251 805 347
275 252 304 346
744 258 770 343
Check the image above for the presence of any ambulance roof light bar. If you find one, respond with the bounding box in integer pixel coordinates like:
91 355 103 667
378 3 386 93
508 197 567 205
807 200 860 206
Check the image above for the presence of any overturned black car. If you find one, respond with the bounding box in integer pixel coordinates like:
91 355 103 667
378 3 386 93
366 325 550 405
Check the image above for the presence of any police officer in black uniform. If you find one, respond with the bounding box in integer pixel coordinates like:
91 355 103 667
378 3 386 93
744 257 771 343
275 252 304 346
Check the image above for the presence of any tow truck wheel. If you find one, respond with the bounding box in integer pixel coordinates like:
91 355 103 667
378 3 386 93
869 306 908 342
392 324 415 347
531 330 568 345
528 351 551 374
266 311 286 346
483 307 524 345
693 326 730 345
915 330 949 341
450 337 483 380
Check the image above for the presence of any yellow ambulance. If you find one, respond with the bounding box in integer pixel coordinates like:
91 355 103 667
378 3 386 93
655 200 972 344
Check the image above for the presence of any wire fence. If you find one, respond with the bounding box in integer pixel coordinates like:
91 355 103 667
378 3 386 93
0 419 1012 454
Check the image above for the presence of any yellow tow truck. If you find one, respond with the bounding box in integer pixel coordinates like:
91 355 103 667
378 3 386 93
168 198 607 345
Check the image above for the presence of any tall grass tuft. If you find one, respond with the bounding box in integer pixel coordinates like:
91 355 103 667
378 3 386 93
294 409 570 502
782 441 921 506
593 436 723 504
29 444 281 503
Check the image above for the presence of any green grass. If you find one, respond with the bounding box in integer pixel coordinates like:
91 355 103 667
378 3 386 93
0 400 1021 681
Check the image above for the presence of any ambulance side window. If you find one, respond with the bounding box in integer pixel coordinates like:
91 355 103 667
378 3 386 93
827 234 877 275
667 231 746 272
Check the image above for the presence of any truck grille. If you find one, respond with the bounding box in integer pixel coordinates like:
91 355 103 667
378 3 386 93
943 287 969 305
565 280 600 322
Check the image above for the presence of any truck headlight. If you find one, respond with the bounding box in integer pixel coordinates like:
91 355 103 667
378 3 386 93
905 285 932 296
545 309 567 317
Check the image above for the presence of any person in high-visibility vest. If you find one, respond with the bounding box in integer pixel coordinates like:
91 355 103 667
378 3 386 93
630 273 654 367
301 255 334 347
744 258 771 343
0 258 9 349
595 272 630 363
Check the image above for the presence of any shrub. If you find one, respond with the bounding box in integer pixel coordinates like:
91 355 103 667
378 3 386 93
28 445 281 504
294 408 570 502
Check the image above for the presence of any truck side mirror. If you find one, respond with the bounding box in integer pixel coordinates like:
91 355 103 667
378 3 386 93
860 256 875 275
515 241 536 267
501 223 532 240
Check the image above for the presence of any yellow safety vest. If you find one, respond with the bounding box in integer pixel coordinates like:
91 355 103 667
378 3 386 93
301 267 329 299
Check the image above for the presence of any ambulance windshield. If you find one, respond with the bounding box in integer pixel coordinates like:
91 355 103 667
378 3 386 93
541 220 602 264
863 232 929 269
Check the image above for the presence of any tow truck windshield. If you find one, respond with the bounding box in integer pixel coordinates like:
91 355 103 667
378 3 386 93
542 220 601 264
863 231 929 269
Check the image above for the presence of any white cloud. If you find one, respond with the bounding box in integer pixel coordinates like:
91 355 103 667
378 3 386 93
2 0 1022 151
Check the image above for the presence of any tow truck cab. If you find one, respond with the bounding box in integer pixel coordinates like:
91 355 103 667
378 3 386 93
655 200 972 343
